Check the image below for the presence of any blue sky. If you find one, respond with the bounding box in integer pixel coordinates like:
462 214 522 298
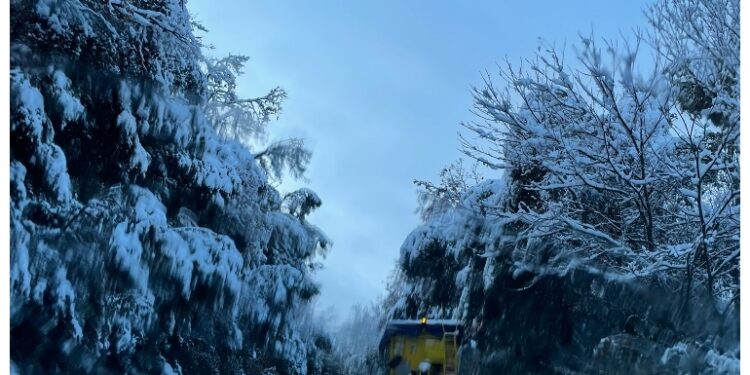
188 0 651 318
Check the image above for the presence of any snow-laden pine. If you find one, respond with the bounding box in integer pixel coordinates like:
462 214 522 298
10 1 333 373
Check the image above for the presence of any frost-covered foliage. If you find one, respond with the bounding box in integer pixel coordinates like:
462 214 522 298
256 139 313 183
10 1 328 373
413 159 484 221
205 54 287 142
387 0 738 373
203 54 310 183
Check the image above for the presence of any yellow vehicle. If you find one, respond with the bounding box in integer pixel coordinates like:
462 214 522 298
379 318 461 375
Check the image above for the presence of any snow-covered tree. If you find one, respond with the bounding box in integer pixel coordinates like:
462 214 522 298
387 0 739 373
647 0 740 310
464 35 681 273
461 0 738 308
10 0 329 373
